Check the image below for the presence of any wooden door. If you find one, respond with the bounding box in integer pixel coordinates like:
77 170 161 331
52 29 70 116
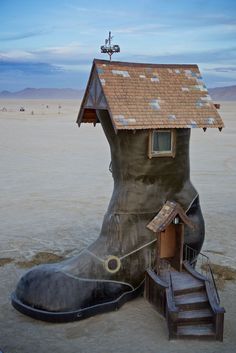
159 223 184 271
160 224 176 258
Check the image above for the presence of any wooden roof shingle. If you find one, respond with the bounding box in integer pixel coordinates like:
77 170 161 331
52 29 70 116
77 59 224 131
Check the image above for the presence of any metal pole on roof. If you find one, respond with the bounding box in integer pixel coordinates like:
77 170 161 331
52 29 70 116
100 31 120 61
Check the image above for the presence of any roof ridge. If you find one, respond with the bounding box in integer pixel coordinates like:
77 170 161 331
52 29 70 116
94 58 199 68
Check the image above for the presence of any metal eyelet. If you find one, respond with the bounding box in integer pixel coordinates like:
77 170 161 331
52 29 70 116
104 256 121 274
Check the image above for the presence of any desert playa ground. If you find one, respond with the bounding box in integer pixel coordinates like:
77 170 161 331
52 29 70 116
0 100 235 353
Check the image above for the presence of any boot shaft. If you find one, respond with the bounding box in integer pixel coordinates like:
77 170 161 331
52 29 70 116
98 110 197 213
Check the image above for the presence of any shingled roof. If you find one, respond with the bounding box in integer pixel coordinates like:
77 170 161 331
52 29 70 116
77 59 224 131
147 201 195 233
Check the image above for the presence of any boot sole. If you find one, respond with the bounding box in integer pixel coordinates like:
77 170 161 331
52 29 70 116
11 281 144 323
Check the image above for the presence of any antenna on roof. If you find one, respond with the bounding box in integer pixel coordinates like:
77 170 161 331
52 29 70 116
100 31 120 61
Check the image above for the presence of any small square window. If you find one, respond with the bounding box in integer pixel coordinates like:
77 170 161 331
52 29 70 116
149 130 176 158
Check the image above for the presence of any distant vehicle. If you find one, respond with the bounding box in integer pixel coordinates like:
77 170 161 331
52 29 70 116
20 107 25 112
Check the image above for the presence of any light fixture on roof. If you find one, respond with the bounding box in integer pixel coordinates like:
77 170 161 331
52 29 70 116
173 217 179 225
100 31 120 61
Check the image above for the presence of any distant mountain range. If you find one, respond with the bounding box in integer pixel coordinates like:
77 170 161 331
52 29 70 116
0 86 235 100
208 86 236 101
0 88 84 99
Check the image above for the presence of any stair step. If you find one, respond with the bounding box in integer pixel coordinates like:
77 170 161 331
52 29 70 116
171 271 204 295
177 309 213 324
174 285 204 296
177 324 215 339
175 292 208 309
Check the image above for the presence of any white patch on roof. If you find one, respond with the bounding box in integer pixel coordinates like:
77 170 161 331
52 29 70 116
175 69 181 74
187 120 198 128
100 79 106 86
189 85 207 92
167 69 173 73
114 115 125 120
168 114 176 121
182 87 189 92
112 70 130 78
201 95 212 101
127 118 136 123
114 115 127 125
150 99 160 110
196 98 211 108
190 120 197 127
151 77 160 82
113 115 136 125
139 74 146 79
185 69 192 75
206 117 215 124
197 85 208 92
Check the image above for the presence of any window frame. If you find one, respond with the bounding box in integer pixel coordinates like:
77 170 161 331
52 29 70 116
148 129 176 158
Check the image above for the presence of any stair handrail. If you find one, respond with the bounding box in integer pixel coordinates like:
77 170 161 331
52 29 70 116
168 272 176 309
165 271 179 314
184 244 220 305
165 271 178 339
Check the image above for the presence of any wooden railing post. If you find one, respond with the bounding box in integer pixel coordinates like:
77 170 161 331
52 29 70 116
215 311 225 341
145 269 169 317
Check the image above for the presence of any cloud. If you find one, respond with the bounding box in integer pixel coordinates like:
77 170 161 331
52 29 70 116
119 21 236 39
0 60 89 91
0 44 94 66
0 29 50 41
30 45 94 66
123 46 236 65
0 50 36 61
59 64 92 72
191 23 236 36
176 13 236 28
115 23 171 34
66 5 127 17
33 44 83 57
207 67 236 73
205 14 236 24
0 60 62 75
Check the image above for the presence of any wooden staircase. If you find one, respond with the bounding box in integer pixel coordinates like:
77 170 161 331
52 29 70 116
145 208 225 341
145 262 225 341
171 270 216 339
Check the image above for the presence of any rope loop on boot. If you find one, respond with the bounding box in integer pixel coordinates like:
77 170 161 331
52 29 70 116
85 238 156 273
104 256 121 274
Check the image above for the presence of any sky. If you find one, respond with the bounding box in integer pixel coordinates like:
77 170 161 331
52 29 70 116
0 0 236 91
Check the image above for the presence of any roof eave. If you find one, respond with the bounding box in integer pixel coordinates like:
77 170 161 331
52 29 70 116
76 59 97 126
77 60 118 134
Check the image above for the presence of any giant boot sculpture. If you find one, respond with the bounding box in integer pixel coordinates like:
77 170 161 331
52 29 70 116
12 109 205 322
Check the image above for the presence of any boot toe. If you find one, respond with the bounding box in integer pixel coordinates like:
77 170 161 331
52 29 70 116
15 264 132 313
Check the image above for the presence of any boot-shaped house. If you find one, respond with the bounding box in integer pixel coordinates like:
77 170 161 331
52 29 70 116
12 60 224 325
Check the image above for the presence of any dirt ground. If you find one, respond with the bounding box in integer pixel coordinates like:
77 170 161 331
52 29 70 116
0 100 235 353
